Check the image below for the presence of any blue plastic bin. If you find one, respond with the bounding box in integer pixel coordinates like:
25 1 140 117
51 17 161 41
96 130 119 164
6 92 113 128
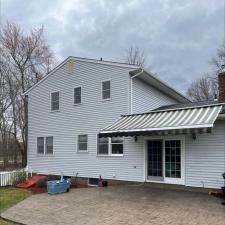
47 179 71 194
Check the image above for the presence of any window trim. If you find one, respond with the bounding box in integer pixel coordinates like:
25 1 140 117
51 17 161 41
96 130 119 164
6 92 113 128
101 80 111 101
36 136 54 156
50 91 60 112
97 136 124 157
73 85 82 105
77 134 88 153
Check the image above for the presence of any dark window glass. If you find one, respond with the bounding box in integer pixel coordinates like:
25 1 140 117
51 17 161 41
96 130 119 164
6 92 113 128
111 137 123 154
37 137 44 154
74 87 81 104
51 92 59 111
102 81 110 100
46 136 53 154
98 137 109 154
78 135 88 151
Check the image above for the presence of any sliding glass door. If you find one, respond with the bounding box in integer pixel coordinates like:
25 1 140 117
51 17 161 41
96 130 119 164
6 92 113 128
147 140 163 181
147 138 184 185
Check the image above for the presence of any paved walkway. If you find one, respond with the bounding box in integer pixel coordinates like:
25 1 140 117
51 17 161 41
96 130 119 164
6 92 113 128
2 185 225 225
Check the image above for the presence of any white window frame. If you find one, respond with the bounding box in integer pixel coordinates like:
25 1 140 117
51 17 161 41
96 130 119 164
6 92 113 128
143 135 185 185
77 134 88 152
73 86 82 105
36 136 54 156
97 136 124 157
101 80 111 101
50 91 60 112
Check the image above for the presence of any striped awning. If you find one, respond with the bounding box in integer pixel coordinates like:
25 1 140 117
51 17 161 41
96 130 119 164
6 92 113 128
99 104 223 137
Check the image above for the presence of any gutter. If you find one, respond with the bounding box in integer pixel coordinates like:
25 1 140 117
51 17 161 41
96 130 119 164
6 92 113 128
130 69 144 114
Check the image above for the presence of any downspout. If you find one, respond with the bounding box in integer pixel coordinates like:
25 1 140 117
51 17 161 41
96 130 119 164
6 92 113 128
130 69 144 114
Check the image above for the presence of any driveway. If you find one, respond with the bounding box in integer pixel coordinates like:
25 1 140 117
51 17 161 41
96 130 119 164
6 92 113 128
2 185 225 225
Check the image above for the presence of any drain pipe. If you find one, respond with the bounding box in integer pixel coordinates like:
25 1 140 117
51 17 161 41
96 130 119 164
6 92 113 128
130 69 144 114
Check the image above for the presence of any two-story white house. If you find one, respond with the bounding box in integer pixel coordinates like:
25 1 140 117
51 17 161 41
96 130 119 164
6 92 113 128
24 57 225 189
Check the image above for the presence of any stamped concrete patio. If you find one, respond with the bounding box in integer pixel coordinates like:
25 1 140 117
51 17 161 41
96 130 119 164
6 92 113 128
2 185 225 225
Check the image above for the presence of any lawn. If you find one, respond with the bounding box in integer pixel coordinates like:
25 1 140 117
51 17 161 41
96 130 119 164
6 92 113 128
0 188 31 225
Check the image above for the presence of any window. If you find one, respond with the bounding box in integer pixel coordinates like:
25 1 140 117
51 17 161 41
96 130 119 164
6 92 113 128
98 137 123 155
74 87 82 104
77 135 88 151
98 137 109 155
165 140 181 178
37 136 53 155
37 137 44 154
102 80 110 100
46 136 53 154
51 91 59 111
111 137 123 155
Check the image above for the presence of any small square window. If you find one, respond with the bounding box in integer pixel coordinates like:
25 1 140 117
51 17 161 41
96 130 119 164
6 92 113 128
51 92 59 111
102 81 110 100
74 87 82 104
78 135 88 151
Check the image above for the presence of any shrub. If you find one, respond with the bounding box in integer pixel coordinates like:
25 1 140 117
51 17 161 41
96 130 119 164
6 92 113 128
37 179 47 188
12 170 27 186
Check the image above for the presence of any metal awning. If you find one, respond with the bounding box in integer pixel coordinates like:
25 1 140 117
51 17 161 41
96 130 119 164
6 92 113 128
99 104 223 137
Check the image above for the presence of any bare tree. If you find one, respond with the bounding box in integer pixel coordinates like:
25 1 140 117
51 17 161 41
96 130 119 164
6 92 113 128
186 44 225 102
211 44 225 75
125 46 146 67
187 75 217 102
0 22 55 167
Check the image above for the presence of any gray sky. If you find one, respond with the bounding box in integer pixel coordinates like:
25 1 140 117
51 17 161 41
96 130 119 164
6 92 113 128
1 0 224 93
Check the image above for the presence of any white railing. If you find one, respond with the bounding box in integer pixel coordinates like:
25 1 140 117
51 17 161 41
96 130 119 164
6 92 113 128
0 169 25 187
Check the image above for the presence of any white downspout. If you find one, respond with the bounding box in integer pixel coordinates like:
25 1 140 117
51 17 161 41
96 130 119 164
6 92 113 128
130 69 144 114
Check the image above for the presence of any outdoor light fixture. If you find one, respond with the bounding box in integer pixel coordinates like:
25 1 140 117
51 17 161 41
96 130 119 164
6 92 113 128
134 136 138 142
192 133 196 140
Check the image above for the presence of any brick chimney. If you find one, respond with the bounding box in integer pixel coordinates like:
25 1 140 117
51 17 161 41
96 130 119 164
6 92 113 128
218 65 225 102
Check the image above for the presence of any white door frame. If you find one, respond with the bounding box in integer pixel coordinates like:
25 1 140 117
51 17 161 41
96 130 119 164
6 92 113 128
143 135 185 185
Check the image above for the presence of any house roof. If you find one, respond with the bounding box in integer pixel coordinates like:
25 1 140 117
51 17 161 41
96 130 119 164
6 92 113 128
130 69 189 103
99 103 224 137
23 56 189 103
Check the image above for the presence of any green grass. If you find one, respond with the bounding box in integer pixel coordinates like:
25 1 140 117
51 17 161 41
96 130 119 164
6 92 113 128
0 188 31 212
0 188 31 225
0 218 19 225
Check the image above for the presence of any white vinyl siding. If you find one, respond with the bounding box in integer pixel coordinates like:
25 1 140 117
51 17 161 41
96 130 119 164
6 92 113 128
132 77 178 113
74 86 82 105
27 59 225 188
51 91 59 111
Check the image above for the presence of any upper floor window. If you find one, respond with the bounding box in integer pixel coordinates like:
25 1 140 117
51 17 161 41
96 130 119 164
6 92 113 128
74 86 82 105
98 136 123 156
77 134 88 152
51 91 59 111
102 80 110 100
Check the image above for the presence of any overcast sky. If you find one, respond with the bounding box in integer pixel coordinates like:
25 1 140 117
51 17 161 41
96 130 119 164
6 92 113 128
1 0 224 93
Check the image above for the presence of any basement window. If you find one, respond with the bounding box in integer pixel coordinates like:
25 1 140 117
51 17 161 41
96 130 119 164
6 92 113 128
88 178 99 186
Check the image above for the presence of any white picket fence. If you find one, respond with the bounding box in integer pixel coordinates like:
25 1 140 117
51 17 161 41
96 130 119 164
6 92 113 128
0 169 25 187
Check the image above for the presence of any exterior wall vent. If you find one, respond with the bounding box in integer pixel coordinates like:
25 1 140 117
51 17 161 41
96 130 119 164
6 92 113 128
67 60 74 75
